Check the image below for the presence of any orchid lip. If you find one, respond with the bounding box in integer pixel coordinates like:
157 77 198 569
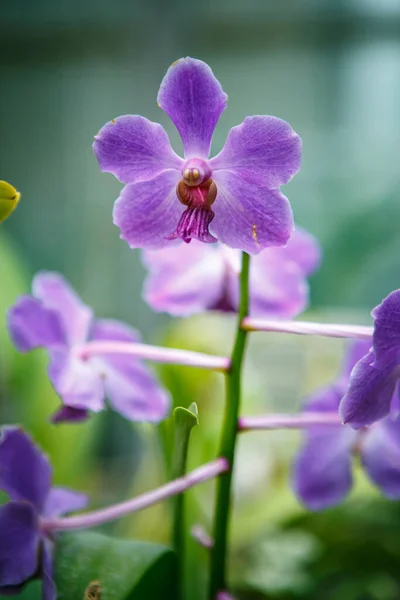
165 207 218 244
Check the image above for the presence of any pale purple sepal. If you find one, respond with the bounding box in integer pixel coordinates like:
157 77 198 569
209 115 301 187
157 57 227 159
142 226 320 318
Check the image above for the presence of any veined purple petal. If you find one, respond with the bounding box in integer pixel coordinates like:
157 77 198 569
113 170 183 249
0 502 39 587
339 351 398 428
33 273 93 346
371 289 400 366
0 427 51 511
7 297 65 352
48 348 104 413
43 487 88 518
41 539 56 600
292 423 356 510
142 240 225 316
361 417 400 499
209 116 301 188
142 243 228 316
157 57 227 159
93 115 183 184
211 170 294 254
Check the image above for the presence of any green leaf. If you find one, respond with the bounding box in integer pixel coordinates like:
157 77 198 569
55 531 177 600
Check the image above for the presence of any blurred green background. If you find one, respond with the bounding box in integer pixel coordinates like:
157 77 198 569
1 1 400 599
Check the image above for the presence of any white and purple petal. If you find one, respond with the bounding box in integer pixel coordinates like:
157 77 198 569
113 170 183 249
33 272 93 346
7 296 65 352
209 116 301 188
93 115 183 184
0 502 40 587
0 427 51 511
339 351 398 428
157 58 227 159
48 348 104 413
211 170 294 254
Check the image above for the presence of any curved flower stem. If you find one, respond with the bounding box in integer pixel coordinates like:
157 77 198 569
209 252 251 599
238 411 341 431
76 341 230 372
41 458 228 533
242 317 373 339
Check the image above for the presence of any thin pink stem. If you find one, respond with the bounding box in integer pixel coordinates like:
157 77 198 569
238 412 342 431
242 317 373 340
41 458 229 533
76 341 230 372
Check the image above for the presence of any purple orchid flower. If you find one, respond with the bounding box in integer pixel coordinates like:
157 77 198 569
142 226 320 318
293 340 400 510
0 426 87 599
93 57 301 254
339 289 400 429
7 272 170 423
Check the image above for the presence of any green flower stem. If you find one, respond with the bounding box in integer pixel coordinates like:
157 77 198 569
208 252 251 599
171 404 199 600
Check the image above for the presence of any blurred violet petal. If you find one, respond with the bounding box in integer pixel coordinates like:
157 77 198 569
157 58 227 159
371 289 400 366
33 272 93 346
7 297 65 352
48 348 104 413
292 422 356 510
41 540 56 600
102 362 171 422
51 405 89 424
0 502 39 587
211 171 293 254
209 115 301 187
142 226 320 318
142 242 227 316
91 319 140 344
279 226 321 276
342 339 372 380
0 427 51 511
93 115 183 184
339 351 398 429
361 417 400 498
43 487 88 518
91 319 171 421
113 170 184 249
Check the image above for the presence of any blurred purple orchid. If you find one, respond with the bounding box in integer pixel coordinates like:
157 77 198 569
93 57 301 254
7 272 170 423
0 427 87 599
340 289 400 428
293 340 400 510
142 226 320 318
